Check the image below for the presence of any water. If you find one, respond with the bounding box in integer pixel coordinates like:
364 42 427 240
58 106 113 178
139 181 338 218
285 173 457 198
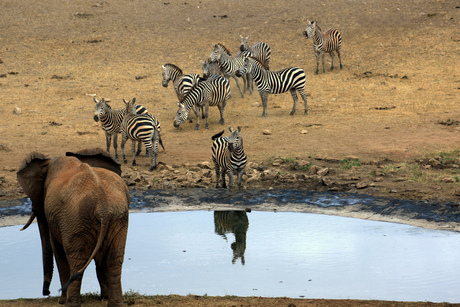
1 210 459 302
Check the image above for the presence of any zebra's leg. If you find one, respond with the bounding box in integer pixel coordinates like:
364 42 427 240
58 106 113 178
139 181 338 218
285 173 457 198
195 105 201 130
105 132 112 153
149 131 159 171
131 141 137 166
121 135 128 164
221 169 228 189
204 104 210 129
259 91 269 118
218 104 225 125
227 170 234 190
315 52 320 75
232 75 244 98
289 89 299 116
337 49 343 69
330 51 335 71
321 52 326 74
237 169 244 191
112 133 119 161
214 164 221 188
299 90 309 114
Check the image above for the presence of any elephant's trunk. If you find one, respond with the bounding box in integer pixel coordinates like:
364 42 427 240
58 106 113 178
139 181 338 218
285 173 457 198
36 213 53 296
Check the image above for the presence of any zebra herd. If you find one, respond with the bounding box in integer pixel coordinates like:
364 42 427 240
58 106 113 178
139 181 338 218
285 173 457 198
94 21 342 189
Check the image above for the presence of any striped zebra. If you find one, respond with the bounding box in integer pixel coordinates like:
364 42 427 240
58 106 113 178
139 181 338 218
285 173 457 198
201 57 222 79
239 34 271 70
209 43 251 98
173 75 230 130
236 56 308 117
161 63 204 100
121 98 162 171
214 210 249 265
162 63 205 121
211 126 247 191
302 20 343 74
93 97 147 161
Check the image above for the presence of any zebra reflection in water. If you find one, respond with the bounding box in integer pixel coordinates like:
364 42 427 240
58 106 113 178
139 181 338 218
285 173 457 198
214 211 249 265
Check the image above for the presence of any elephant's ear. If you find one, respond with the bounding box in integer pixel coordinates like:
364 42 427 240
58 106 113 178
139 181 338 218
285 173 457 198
17 152 49 208
66 148 122 176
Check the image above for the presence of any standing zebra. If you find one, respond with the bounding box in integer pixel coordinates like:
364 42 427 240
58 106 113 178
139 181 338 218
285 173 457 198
161 63 204 100
173 75 230 130
121 98 162 171
303 20 343 74
236 57 308 117
201 57 223 79
239 34 271 70
209 43 250 98
93 97 147 161
211 126 247 191
238 35 271 95
162 63 205 121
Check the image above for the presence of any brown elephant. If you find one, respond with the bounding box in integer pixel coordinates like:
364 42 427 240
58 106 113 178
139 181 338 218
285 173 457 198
17 148 130 307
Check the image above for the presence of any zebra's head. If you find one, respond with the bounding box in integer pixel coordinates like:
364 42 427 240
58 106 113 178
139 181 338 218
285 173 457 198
303 20 317 39
123 98 137 116
236 57 251 77
227 126 243 151
173 102 188 128
239 34 251 52
93 97 111 122
161 65 171 87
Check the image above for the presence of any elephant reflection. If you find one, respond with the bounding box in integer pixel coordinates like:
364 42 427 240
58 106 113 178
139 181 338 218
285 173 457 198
214 211 249 265
17 148 129 307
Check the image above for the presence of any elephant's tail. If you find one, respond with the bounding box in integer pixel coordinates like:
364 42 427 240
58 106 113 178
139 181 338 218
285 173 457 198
61 217 110 292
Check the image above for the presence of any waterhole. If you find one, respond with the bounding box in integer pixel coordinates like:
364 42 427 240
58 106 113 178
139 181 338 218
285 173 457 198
1 210 459 302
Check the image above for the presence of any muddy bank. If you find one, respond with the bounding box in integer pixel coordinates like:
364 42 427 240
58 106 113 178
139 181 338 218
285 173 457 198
2 189 459 231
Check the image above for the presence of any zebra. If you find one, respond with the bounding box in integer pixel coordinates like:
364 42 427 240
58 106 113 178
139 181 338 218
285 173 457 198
173 74 230 130
201 57 222 79
239 34 271 69
302 20 343 74
236 56 308 117
238 35 271 94
162 63 205 121
121 98 162 171
209 43 251 98
214 210 249 265
93 97 148 161
211 126 247 191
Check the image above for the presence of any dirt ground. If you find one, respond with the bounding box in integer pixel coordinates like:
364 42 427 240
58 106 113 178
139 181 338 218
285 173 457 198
1 0 460 306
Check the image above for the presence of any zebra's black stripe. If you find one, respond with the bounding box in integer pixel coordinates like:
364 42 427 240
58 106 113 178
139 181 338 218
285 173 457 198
236 57 308 117
239 35 271 70
211 126 247 191
162 63 204 100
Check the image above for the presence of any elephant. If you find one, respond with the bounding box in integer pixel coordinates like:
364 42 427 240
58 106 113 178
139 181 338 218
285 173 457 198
17 148 130 307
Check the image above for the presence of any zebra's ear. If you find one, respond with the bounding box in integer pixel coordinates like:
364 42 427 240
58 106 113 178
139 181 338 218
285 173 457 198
132 98 136 104
237 126 242 132
248 34 251 39
161 65 165 70
228 126 233 133
93 97 99 104
239 34 242 38
123 99 128 105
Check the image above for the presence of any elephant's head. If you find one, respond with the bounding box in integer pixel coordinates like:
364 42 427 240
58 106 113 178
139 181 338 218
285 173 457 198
16 148 122 296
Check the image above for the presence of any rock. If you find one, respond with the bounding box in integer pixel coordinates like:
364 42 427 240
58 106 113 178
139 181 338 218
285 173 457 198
441 177 456 183
197 161 212 169
317 168 329 176
300 130 308 134
356 182 368 189
13 106 22 115
262 130 271 135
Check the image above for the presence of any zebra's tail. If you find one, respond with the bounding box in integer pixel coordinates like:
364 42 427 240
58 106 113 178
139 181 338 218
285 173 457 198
212 130 225 140
159 135 165 152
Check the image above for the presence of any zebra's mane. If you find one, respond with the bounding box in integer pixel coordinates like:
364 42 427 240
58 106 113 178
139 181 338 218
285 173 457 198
164 63 183 75
215 43 232 56
249 56 268 70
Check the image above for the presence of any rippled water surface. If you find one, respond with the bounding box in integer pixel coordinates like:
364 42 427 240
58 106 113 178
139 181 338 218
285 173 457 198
1 211 459 302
